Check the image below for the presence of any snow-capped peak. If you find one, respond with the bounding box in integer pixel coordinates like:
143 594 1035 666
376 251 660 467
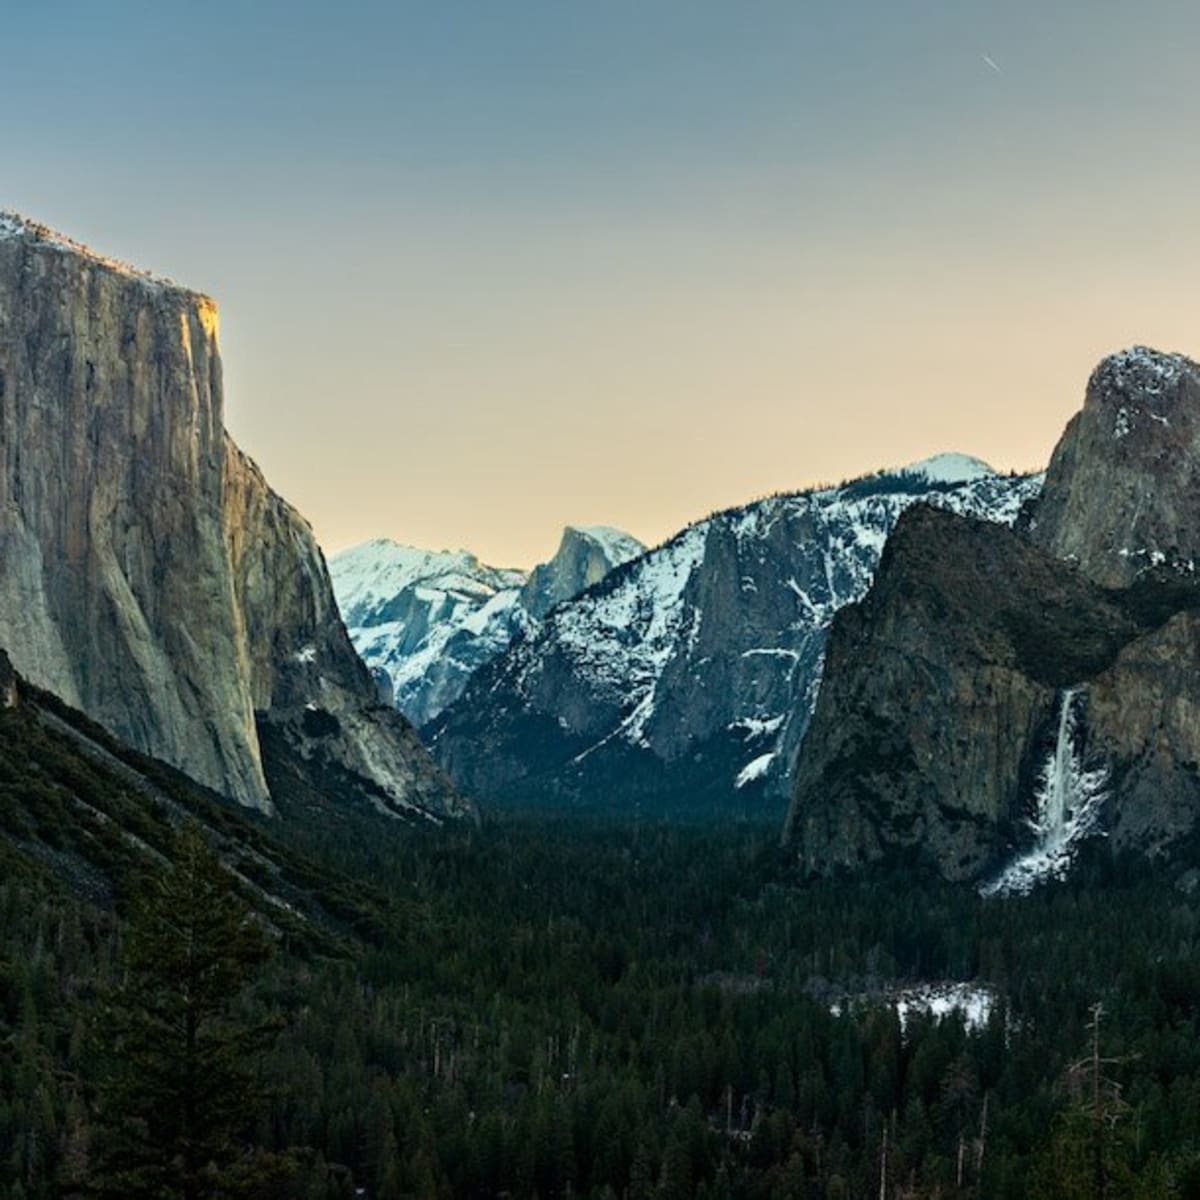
566 525 646 567
330 538 524 628
897 453 997 484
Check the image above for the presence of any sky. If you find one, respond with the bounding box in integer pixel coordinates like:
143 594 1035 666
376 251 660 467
4 1 1200 566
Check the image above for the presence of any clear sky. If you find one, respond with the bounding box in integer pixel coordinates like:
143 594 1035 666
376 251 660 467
4 1 1200 566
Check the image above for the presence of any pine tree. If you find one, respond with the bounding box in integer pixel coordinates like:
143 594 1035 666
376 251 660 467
89 824 277 1199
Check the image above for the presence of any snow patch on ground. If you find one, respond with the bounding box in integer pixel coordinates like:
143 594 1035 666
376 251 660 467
831 982 996 1033
730 715 785 738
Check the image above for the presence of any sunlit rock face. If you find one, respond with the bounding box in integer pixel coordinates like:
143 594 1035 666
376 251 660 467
0 214 464 821
786 348 1200 885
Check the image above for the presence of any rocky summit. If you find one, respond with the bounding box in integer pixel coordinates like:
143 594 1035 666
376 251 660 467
1028 346 1200 586
0 214 464 821
786 347 1200 887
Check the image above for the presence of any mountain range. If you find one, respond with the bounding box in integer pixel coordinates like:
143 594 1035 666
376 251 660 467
422 455 1042 810
331 525 644 727
4 211 1200 900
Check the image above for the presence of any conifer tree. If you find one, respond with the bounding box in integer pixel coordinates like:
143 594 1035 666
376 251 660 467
90 824 277 1199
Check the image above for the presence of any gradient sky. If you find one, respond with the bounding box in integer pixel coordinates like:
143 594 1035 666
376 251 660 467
4 1 1200 566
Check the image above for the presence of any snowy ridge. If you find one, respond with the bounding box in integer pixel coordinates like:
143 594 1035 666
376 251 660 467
331 540 530 727
331 527 643 728
571 525 646 567
333 539 526 629
430 458 1044 806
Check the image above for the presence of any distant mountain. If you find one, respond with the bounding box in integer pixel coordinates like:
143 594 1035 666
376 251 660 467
331 526 645 727
786 347 1200 888
0 213 464 823
426 455 1042 810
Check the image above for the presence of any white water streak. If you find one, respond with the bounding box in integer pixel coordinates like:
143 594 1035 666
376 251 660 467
981 688 1108 897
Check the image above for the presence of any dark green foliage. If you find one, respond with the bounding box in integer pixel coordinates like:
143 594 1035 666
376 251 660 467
836 472 965 502
88 825 278 1198
4 709 1200 1196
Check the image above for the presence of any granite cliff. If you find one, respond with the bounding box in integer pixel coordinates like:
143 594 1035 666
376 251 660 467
1029 347 1200 586
519 526 646 619
785 347 1200 886
0 213 463 820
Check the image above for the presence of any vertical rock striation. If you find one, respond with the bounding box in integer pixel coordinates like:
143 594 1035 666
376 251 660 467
0 213 463 819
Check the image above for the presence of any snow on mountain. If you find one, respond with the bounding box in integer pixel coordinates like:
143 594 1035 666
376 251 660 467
427 460 1043 810
331 527 644 728
572 526 647 567
897 452 997 484
331 541 526 630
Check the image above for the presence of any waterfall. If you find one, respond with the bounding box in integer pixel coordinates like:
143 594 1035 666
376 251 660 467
1036 686 1079 848
981 687 1107 897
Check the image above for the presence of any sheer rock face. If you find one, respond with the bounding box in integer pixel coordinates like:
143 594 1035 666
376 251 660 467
0 215 463 819
1029 347 1200 586
782 508 1200 880
786 347 1200 881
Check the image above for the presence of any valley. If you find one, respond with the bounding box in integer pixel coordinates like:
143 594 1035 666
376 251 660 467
2 210 1200 1198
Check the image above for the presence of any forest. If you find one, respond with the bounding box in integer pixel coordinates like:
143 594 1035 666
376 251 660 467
5 766 1200 1198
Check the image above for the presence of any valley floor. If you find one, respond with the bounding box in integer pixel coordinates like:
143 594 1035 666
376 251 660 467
5 801 1200 1198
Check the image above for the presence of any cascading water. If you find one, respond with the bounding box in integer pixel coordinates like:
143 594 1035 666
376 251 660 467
981 687 1107 897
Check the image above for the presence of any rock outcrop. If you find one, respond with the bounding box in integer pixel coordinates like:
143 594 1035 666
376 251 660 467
520 526 646 619
1028 347 1200 586
427 458 1040 810
785 347 1200 884
0 213 464 820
